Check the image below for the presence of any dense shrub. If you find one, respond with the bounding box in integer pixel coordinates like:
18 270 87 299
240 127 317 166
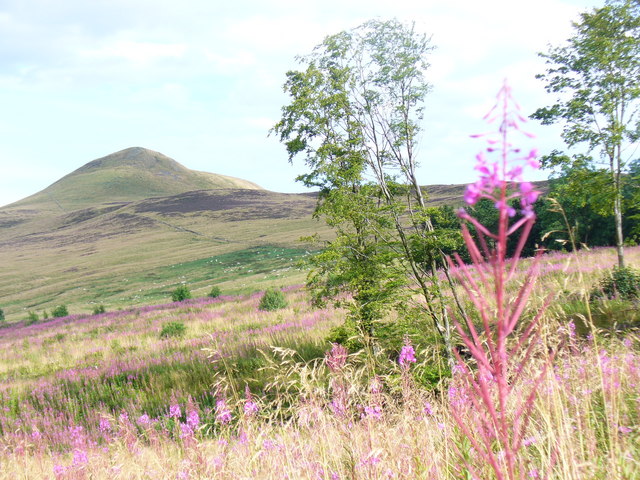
592 266 640 300
159 321 187 338
171 285 192 302
26 311 39 325
208 286 222 298
51 305 69 318
92 305 106 315
258 288 288 311
0 308 4 322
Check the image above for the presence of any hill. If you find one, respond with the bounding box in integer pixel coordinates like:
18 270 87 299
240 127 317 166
7 147 261 212
0 148 546 322
0 148 327 320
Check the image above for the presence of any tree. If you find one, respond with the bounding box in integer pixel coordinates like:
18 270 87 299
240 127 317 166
273 19 459 361
532 0 640 267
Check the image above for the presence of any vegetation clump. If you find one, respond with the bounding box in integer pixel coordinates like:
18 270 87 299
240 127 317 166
171 285 192 302
0 308 4 322
25 311 39 325
258 288 288 311
593 266 640 300
92 304 106 315
208 286 222 298
51 305 69 318
159 321 186 338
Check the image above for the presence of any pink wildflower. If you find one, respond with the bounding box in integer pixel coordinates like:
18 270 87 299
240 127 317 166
99 417 111 434
169 404 181 418
363 405 383 420
137 413 151 426
179 423 194 439
216 398 232 424
399 343 416 368
243 386 259 417
186 409 199 430
326 343 349 372
72 448 88 467
53 464 66 478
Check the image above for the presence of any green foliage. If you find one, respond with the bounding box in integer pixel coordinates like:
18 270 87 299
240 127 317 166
51 305 69 318
208 286 222 298
273 19 456 358
258 288 288 311
0 308 4 322
92 304 106 315
159 321 187 339
171 285 192 302
532 161 640 252
532 0 640 266
593 267 640 300
26 311 39 325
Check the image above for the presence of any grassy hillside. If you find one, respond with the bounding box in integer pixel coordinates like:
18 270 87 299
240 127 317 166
0 188 326 320
6 147 261 212
1 145 510 323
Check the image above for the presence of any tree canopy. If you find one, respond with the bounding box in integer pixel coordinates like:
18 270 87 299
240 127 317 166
273 19 460 361
532 0 640 267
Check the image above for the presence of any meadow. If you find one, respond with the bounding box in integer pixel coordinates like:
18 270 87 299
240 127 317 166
0 245 638 479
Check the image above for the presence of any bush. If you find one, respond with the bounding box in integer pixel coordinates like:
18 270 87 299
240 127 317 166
26 311 39 325
258 288 288 311
160 321 186 339
171 285 192 302
0 309 4 322
51 305 69 318
593 266 640 300
92 305 106 315
208 286 222 298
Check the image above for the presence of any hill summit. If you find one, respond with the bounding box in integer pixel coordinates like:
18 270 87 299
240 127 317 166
11 147 262 211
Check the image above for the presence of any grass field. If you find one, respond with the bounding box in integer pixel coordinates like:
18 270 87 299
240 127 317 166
0 246 638 479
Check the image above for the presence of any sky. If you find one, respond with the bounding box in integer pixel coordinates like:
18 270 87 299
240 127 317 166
0 0 602 207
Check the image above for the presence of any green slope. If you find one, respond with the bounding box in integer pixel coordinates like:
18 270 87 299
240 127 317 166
8 147 262 211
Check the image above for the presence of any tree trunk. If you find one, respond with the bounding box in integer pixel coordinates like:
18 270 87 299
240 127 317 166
613 178 625 269
613 150 625 268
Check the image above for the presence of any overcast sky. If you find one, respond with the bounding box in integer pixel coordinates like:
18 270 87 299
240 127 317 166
0 0 601 207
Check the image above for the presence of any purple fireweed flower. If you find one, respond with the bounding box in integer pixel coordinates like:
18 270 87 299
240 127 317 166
363 405 383 420
243 387 259 418
179 422 194 439
619 425 632 434
398 344 416 368
461 82 540 219
186 409 199 430
137 413 151 426
53 464 66 477
216 398 232 424
99 417 111 434
423 402 434 416
331 398 347 417
169 404 181 419
326 343 348 373
369 376 383 394
72 448 89 467
449 81 549 480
